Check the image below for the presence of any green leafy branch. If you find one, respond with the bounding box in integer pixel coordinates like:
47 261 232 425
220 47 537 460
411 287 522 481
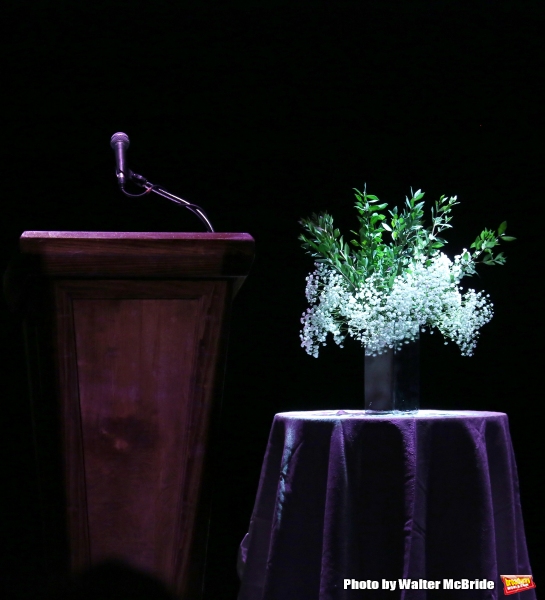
299 186 515 291
457 221 516 277
299 211 362 290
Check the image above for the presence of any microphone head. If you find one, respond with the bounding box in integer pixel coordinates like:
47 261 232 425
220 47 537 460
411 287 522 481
110 132 130 149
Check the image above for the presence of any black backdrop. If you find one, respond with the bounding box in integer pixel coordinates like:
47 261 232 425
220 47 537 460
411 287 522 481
1 3 543 599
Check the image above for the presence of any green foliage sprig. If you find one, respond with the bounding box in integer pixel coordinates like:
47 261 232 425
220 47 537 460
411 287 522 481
299 186 514 292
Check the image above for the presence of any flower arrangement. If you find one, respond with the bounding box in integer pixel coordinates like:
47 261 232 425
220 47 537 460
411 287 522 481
299 187 514 358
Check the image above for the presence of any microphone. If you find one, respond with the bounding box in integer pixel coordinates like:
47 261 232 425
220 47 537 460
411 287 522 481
110 132 130 189
107 133 215 231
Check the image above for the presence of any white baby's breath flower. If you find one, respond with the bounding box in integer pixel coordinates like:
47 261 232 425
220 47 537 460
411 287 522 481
300 253 494 357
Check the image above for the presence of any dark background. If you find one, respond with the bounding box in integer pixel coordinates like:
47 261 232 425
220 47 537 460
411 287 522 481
1 3 543 598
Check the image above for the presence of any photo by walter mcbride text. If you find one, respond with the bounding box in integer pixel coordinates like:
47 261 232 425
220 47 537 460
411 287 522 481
344 579 496 591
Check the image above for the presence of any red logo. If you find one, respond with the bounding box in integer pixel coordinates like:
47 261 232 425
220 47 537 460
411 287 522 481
500 575 536 595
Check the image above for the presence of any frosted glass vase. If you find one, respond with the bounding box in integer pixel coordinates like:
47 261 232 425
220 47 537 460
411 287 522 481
364 336 419 414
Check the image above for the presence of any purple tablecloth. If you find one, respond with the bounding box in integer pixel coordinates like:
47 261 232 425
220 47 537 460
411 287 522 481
238 410 535 600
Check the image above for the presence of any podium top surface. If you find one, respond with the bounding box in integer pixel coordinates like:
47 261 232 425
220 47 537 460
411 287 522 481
21 231 252 241
18 231 255 278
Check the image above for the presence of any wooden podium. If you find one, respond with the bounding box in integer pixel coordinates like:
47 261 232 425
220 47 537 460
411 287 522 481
11 231 254 598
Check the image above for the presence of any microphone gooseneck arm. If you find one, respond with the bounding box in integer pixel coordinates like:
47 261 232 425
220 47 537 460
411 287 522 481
127 170 215 233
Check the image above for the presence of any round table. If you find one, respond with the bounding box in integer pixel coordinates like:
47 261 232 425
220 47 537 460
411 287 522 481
237 410 535 600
